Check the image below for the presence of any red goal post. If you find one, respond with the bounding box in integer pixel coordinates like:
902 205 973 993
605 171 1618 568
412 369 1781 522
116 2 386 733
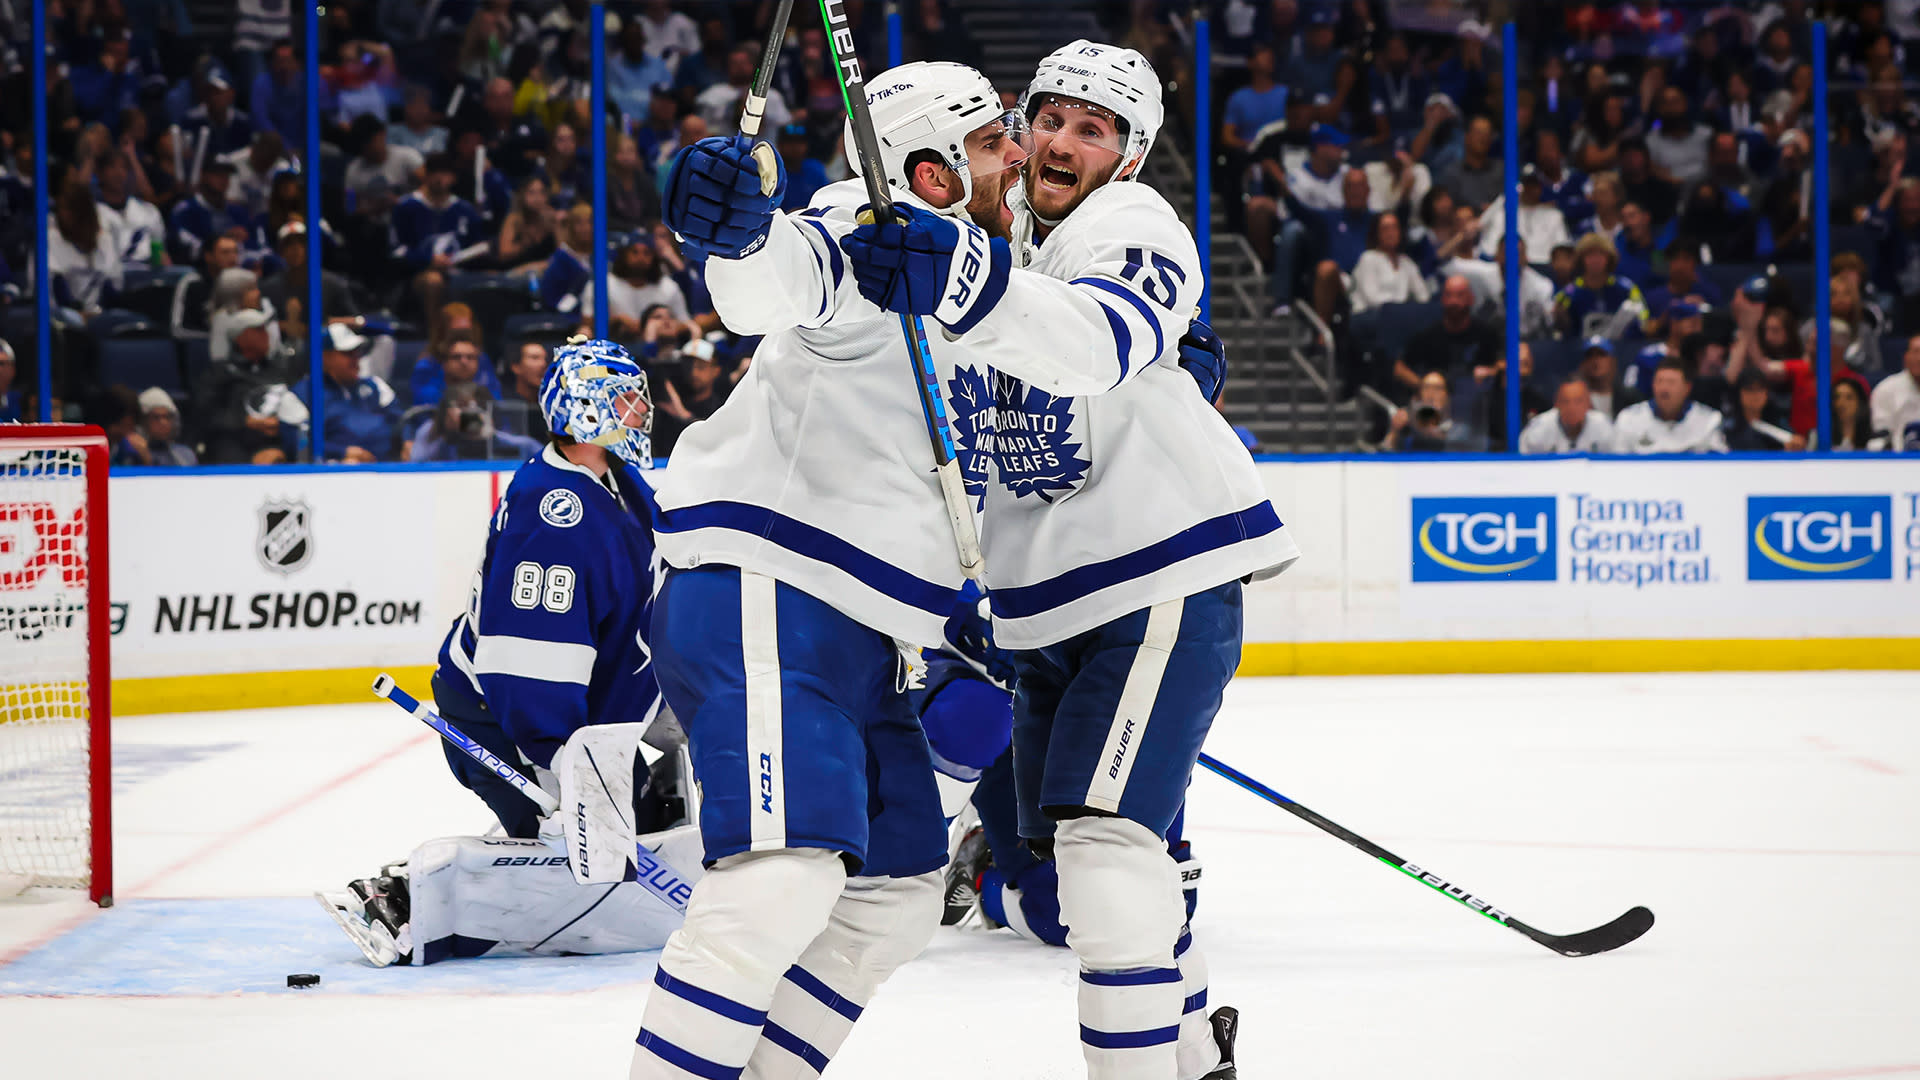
0 424 112 906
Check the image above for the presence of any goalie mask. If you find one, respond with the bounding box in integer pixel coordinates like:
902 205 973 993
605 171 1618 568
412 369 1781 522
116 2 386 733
846 61 1031 214
540 338 654 471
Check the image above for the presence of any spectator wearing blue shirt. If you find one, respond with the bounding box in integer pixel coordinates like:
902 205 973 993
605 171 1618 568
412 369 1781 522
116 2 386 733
1294 167 1376 327
183 70 256 160
298 323 404 463
389 152 487 318
608 21 673 121
1614 202 1663 290
389 86 450 157
1555 232 1648 340
1871 178 1920 299
1533 130 1591 223
1223 44 1290 158
410 330 504 409
540 204 596 315
1290 5 1347 108
671 17 734 97
777 125 830 212
1643 240 1724 322
249 40 305 148
70 29 141 131
1628 301 1705 394
448 128 515 225
1367 34 1429 143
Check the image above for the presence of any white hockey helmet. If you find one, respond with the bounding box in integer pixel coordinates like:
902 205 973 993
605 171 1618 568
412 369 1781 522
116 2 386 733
845 61 1009 210
1021 40 1163 183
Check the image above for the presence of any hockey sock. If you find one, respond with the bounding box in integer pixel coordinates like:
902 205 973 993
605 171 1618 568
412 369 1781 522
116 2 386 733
745 872 942 1080
1056 816 1187 1080
981 860 1069 946
1173 926 1221 1080
631 849 846 1080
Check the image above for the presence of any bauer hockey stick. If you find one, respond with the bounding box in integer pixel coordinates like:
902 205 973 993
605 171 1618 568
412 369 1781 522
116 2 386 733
739 0 798 195
818 0 987 584
369 674 690 913
1196 753 1654 957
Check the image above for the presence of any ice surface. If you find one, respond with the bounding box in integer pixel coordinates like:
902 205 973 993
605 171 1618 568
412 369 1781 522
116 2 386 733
3 673 1918 1079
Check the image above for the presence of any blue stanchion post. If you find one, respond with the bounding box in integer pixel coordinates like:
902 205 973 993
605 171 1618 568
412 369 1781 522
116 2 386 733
887 1 903 66
1502 22 1520 452
33 0 50 421
305 0 323 462
1813 21 1831 452
1195 5 1212 324
591 3 609 340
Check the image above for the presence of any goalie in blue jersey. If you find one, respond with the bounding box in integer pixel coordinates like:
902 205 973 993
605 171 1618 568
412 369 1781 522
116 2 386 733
318 340 704 967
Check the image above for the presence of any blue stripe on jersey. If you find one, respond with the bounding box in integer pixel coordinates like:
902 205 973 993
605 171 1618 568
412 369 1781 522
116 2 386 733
1088 296 1132 386
798 218 844 296
761 1021 832 1073
989 504 1284 621
1080 1024 1181 1049
656 501 958 617
652 967 769 1026
1073 277 1164 372
783 965 864 1022
1184 988 1208 1015
1080 967 1181 987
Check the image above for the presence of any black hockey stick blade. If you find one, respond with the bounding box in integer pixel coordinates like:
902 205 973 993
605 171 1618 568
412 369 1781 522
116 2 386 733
1516 905 1655 958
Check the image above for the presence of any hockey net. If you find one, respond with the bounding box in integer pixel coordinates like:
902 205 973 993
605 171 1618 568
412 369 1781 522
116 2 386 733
0 425 111 905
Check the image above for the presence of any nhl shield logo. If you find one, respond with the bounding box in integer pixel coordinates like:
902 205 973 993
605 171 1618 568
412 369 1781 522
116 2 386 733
257 499 314 575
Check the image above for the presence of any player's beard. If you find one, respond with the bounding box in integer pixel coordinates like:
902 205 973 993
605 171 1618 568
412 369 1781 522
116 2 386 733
965 166 1017 241
1023 150 1112 224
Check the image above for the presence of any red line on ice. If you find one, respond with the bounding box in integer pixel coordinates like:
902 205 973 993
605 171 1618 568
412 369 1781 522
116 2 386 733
125 730 435 898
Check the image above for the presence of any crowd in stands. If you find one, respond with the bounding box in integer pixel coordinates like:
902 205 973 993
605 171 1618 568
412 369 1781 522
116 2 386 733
1206 0 1920 453
0 0 951 464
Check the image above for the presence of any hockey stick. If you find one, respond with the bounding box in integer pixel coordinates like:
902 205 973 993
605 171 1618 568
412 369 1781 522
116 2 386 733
369 673 690 913
739 0 798 195
1195 753 1654 957
817 0 987 584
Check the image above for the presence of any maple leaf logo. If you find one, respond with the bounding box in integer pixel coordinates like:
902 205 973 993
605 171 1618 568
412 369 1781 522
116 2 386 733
946 364 994 511
991 372 1090 503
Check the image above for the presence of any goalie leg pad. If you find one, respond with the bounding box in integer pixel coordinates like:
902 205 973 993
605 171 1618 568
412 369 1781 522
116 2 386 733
405 833 699 964
556 721 651 885
745 870 942 1080
632 848 846 1080
1056 815 1186 1080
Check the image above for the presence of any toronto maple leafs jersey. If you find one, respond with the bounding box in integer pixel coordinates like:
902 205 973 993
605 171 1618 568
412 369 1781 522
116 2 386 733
958 182 1301 649
434 444 663 770
652 179 1084 646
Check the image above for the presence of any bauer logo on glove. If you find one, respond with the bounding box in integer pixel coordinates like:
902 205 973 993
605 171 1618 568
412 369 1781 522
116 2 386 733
841 202 1012 334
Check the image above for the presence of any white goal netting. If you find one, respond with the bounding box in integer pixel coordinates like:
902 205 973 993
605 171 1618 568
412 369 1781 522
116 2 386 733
0 439 97 892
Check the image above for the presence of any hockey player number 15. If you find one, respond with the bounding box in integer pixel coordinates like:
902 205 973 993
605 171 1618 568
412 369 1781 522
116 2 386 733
511 561 577 614
1120 246 1186 310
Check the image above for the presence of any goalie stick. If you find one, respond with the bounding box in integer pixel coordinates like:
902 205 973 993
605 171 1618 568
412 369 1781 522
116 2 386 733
369 673 689 914
1196 753 1653 957
817 0 987 584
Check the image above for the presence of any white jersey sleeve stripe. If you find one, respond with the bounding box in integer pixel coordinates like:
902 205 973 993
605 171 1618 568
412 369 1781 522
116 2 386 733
473 635 598 686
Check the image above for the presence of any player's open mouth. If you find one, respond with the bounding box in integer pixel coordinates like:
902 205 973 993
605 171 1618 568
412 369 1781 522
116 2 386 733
1039 164 1078 191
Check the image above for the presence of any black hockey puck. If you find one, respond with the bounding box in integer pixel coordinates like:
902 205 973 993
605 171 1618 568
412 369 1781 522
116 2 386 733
287 973 321 988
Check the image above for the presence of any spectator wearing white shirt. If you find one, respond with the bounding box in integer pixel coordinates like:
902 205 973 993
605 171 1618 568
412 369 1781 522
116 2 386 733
1349 212 1430 312
1871 336 1920 451
1284 124 1349 212
694 44 789 137
345 114 425 218
94 149 167 271
1614 360 1728 453
1521 376 1617 453
636 0 701 72
1476 166 1570 261
1363 147 1430 217
221 131 294 219
49 179 124 319
584 236 695 339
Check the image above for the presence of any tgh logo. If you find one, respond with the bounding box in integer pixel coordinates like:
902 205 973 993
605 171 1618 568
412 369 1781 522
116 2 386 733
257 499 314 575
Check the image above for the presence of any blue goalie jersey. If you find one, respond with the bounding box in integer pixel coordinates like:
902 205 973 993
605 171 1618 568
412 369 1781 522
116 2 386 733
433 444 663 769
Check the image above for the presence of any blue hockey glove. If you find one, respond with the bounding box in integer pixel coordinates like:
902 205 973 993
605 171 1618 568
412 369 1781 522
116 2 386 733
1177 317 1227 404
661 136 788 260
841 202 1011 334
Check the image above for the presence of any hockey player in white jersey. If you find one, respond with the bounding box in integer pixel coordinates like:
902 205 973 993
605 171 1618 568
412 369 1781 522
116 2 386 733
842 40 1301 1080
318 341 703 967
630 62 1096 1080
